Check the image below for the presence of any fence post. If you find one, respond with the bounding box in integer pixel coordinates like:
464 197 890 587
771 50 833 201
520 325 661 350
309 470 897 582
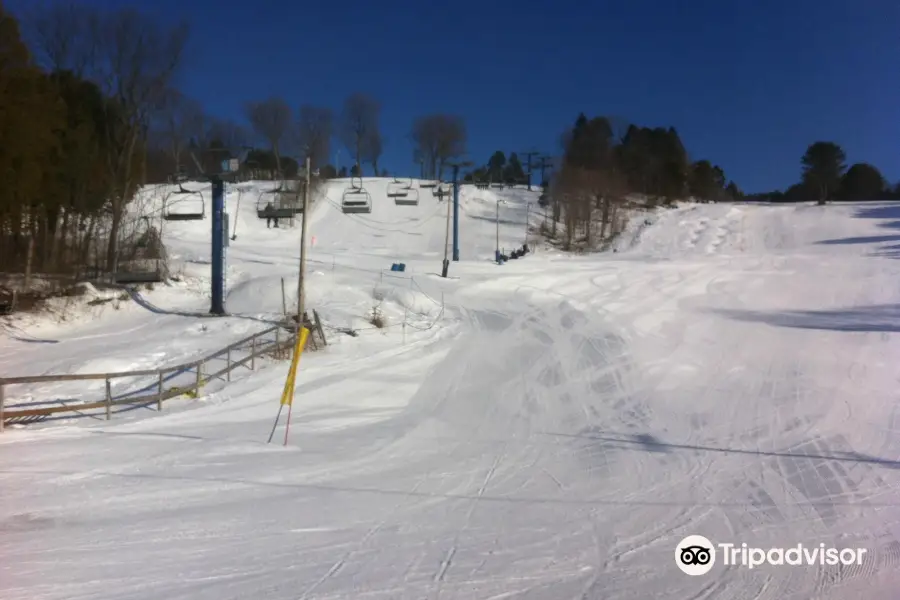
275 327 281 359
195 362 202 394
0 383 5 433
157 371 164 411
105 378 111 420
251 334 257 370
226 347 232 382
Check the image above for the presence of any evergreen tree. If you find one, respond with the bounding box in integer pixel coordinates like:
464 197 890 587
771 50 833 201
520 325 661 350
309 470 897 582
504 152 526 184
487 151 506 182
839 163 885 200
801 141 846 204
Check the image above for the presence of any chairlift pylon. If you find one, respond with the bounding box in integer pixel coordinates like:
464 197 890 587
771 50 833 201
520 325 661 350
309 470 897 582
342 176 372 213
163 184 206 221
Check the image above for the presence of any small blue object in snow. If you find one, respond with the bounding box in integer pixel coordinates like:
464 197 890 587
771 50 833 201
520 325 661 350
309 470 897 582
390 263 406 272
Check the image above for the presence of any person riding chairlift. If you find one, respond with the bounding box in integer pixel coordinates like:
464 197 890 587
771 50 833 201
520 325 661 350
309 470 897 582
264 202 279 228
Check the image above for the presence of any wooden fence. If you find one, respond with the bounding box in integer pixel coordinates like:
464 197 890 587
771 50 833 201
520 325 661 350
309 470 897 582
0 322 304 431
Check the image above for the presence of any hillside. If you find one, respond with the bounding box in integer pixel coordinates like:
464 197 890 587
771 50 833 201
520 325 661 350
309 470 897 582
3 197 900 599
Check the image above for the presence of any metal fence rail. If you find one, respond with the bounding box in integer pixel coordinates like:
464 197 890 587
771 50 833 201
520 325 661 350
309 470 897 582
0 323 300 430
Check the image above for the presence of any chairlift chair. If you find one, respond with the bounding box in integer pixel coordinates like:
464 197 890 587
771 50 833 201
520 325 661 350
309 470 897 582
115 217 166 283
114 258 165 285
0 288 16 315
433 181 450 200
386 176 409 199
163 185 206 221
342 176 372 213
420 179 438 189
391 177 419 205
394 187 419 205
256 191 301 219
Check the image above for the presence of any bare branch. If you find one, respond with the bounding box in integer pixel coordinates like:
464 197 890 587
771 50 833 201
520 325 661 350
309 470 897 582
340 93 381 175
411 114 466 179
295 105 333 169
244 97 292 174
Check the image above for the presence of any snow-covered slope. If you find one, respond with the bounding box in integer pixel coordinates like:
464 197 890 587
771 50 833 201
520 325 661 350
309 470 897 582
3 198 900 599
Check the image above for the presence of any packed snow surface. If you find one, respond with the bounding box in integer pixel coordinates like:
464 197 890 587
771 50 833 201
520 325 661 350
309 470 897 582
3 183 900 599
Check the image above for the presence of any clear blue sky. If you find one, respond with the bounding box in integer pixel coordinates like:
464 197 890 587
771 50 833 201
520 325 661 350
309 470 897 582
11 0 900 192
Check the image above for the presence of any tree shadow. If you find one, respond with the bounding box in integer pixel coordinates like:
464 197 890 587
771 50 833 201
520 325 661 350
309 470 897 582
817 234 900 246
711 304 900 332
815 203 900 255
851 204 900 222
467 214 526 227
126 288 285 327
7 459 900 508
557 428 900 470
871 243 900 259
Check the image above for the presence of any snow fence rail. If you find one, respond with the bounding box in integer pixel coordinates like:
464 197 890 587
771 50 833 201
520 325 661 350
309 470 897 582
0 323 301 431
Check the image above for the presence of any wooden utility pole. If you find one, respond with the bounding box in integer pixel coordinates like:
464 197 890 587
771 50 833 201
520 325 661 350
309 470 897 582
297 156 311 322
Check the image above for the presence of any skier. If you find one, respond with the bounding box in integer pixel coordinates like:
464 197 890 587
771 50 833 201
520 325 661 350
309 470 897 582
264 202 279 228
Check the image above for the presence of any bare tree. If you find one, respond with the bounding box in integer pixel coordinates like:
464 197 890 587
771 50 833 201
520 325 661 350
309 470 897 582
340 92 381 176
33 6 192 271
295 105 333 170
411 114 466 179
363 130 383 174
155 88 204 175
206 118 248 154
27 1 99 76
244 97 292 175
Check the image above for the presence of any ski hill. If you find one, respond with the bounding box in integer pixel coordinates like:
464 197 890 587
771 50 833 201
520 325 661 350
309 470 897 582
3 186 900 599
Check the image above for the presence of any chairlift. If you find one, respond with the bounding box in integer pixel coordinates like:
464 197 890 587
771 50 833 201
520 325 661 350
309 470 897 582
256 186 301 220
395 186 419 206
114 259 165 285
0 288 17 315
167 170 188 184
386 176 409 199
389 177 419 205
163 184 205 221
420 179 438 189
116 217 167 284
433 181 450 200
342 176 372 213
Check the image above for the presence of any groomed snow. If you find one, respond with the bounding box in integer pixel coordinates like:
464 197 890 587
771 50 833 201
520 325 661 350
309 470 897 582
3 188 900 599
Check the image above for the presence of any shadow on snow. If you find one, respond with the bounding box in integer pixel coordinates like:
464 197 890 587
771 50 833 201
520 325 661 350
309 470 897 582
711 304 900 333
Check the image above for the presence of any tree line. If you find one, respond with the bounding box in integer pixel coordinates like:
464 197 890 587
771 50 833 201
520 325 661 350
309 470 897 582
0 2 473 287
0 3 189 284
543 113 743 249
747 141 897 203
